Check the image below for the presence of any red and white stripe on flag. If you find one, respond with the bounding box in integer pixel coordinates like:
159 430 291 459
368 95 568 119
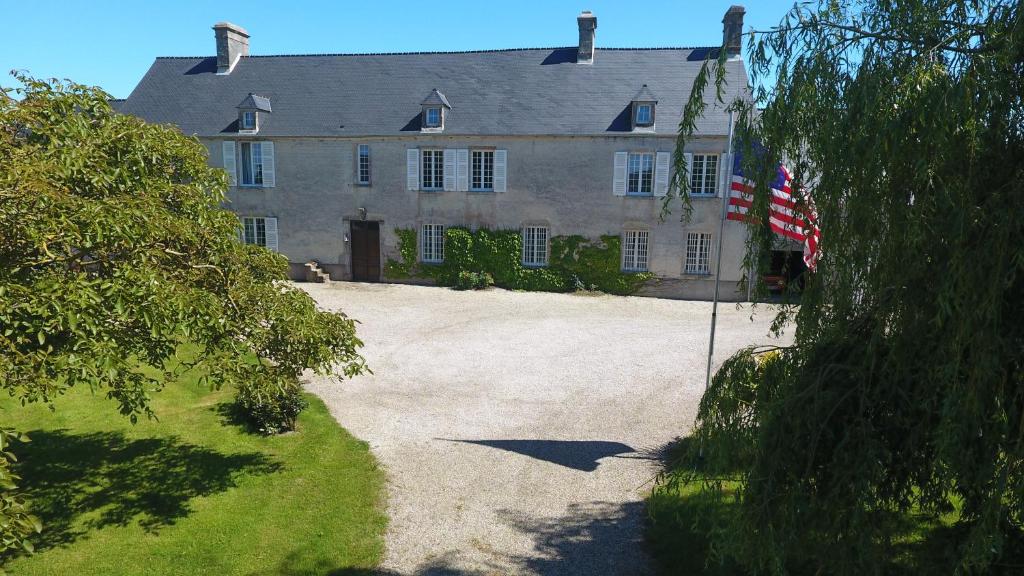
728 161 821 269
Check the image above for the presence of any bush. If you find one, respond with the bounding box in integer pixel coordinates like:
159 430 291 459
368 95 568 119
454 270 494 290
234 378 308 435
0 428 41 559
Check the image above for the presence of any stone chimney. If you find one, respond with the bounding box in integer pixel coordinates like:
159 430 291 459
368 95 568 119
722 6 745 57
213 22 249 74
577 11 597 64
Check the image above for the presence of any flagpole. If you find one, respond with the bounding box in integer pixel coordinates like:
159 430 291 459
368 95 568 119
699 110 735 460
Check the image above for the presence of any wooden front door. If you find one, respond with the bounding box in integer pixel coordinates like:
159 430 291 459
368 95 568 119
350 221 380 282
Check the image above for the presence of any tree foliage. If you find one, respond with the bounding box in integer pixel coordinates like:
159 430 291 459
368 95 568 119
670 1 1024 573
0 75 367 557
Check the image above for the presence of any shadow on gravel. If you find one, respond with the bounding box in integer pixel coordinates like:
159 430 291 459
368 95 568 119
300 501 651 575
441 439 638 472
500 501 652 575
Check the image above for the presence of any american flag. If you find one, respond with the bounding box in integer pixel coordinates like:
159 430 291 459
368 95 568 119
727 152 821 269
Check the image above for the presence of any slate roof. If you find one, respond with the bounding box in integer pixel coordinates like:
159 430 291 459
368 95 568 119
420 88 452 109
118 47 749 138
631 84 658 102
237 93 272 112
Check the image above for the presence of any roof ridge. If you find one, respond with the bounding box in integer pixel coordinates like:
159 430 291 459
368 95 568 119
153 46 712 60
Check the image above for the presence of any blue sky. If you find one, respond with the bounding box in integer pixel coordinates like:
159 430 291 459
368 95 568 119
2 1 797 98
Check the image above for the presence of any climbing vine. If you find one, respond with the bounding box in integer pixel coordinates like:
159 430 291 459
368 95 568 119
384 227 652 295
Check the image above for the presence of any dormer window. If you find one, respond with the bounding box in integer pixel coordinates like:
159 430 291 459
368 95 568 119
635 104 652 126
630 84 657 131
424 107 441 128
236 93 272 134
241 111 256 130
420 88 451 133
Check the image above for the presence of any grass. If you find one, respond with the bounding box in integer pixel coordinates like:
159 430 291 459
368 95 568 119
0 375 387 576
644 438 1024 576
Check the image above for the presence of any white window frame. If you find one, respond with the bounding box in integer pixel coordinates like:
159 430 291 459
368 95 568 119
421 224 445 263
241 111 256 130
522 226 549 267
627 152 655 195
690 153 719 196
471 150 495 192
622 230 650 272
242 217 267 247
685 232 713 275
421 149 444 191
424 107 442 128
635 103 652 125
357 144 371 185
239 142 264 187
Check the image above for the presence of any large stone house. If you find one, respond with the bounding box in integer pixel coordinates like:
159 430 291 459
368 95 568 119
117 7 754 300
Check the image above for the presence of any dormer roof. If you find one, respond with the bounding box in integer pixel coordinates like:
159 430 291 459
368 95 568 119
237 93 272 112
631 84 658 102
420 88 451 109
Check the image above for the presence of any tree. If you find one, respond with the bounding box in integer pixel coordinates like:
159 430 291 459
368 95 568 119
668 1 1023 573
0 75 367 557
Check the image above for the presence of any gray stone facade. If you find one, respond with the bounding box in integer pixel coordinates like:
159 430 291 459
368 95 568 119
209 132 749 300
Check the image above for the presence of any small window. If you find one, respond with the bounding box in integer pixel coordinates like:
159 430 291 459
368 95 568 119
421 224 445 263
685 232 712 274
421 149 444 190
241 111 256 130
471 150 494 191
691 154 719 195
240 142 264 186
424 107 442 128
622 230 650 272
635 104 652 126
627 152 654 195
522 226 548 266
242 217 267 247
357 144 371 185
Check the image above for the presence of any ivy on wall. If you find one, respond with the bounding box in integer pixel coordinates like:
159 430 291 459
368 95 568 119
384 227 653 295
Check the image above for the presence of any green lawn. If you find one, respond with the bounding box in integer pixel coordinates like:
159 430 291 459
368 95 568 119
1 376 386 576
645 441 1017 576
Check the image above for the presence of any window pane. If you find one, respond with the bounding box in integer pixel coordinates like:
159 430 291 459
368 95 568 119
255 217 266 247
636 104 651 124
358 144 370 184
422 224 444 262
686 232 712 274
422 150 444 189
522 226 548 266
252 143 263 185
240 143 253 185
641 154 653 193
472 150 494 191
243 218 255 244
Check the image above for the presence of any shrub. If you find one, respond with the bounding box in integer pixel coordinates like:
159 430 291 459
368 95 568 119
0 428 40 559
234 378 308 435
455 271 494 290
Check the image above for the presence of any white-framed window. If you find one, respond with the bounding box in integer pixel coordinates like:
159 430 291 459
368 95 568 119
240 142 264 186
627 152 654 195
240 111 256 130
635 103 652 125
690 154 719 195
685 232 713 275
357 144 371 185
471 150 494 191
242 217 267 247
622 230 650 272
424 107 442 128
522 226 548 266
421 149 444 190
421 224 444 263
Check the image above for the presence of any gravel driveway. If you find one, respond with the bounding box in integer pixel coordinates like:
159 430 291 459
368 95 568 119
302 282 789 575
